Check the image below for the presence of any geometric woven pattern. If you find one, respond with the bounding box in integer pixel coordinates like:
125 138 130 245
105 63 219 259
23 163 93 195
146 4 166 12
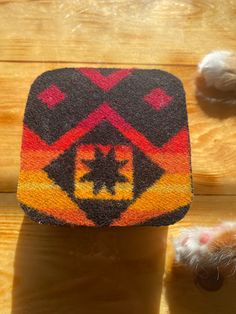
17 68 193 227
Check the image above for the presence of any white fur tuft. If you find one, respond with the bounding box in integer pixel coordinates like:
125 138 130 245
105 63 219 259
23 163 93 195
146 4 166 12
173 222 236 276
198 50 236 92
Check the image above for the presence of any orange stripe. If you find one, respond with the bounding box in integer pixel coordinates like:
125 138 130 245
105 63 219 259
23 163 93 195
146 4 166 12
17 171 94 226
21 150 64 170
111 193 192 226
151 153 191 173
111 206 190 226
111 173 193 226
111 209 167 226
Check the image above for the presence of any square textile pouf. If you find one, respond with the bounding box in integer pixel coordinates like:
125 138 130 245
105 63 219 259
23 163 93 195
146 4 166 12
17 68 193 227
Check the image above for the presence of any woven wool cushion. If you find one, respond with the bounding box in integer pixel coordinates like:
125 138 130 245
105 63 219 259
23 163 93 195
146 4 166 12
17 68 193 227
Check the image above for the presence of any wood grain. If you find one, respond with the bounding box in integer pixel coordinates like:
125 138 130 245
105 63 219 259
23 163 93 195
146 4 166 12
0 62 236 193
1 193 236 314
0 0 236 65
0 0 236 194
0 0 236 313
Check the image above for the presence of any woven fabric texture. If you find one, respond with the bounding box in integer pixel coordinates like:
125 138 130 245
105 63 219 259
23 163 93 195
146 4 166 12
17 68 193 227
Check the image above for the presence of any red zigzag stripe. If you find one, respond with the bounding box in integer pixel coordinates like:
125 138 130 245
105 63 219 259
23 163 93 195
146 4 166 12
77 68 133 91
23 103 189 155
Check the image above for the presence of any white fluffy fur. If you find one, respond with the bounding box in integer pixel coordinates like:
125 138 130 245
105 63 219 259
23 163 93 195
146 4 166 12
173 222 236 275
198 50 236 92
174 227 213 270
198 51 232 87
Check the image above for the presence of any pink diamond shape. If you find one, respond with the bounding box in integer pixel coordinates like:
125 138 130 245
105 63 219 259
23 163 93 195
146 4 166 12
37 84 66 108
144 88 172 110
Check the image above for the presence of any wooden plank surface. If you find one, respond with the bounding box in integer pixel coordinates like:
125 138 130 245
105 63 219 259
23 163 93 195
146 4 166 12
1 193 236 314
0 0 236 194
0 0 236 313
1 62 236 194
0 0 236 65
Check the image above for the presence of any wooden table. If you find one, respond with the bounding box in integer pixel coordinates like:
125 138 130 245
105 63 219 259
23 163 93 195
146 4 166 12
0 1 236 313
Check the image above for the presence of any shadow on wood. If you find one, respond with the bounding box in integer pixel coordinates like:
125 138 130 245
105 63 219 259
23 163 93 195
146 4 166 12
164 261 236 314
195 75 236 119
12 217 167 314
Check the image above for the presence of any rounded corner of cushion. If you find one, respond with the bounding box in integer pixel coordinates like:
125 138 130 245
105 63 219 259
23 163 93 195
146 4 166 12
28 68 72 94
146 68 186 92
18 67 192 228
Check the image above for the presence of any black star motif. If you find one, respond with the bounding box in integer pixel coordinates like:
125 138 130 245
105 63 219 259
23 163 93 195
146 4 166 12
80 147 128 195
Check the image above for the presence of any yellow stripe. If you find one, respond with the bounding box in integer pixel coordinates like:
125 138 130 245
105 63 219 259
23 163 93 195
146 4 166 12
18 171 77 210
75 182 133 200
127 173 192 212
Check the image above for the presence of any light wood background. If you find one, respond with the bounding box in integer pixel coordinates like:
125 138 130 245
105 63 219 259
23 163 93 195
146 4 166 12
0 0 236 313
